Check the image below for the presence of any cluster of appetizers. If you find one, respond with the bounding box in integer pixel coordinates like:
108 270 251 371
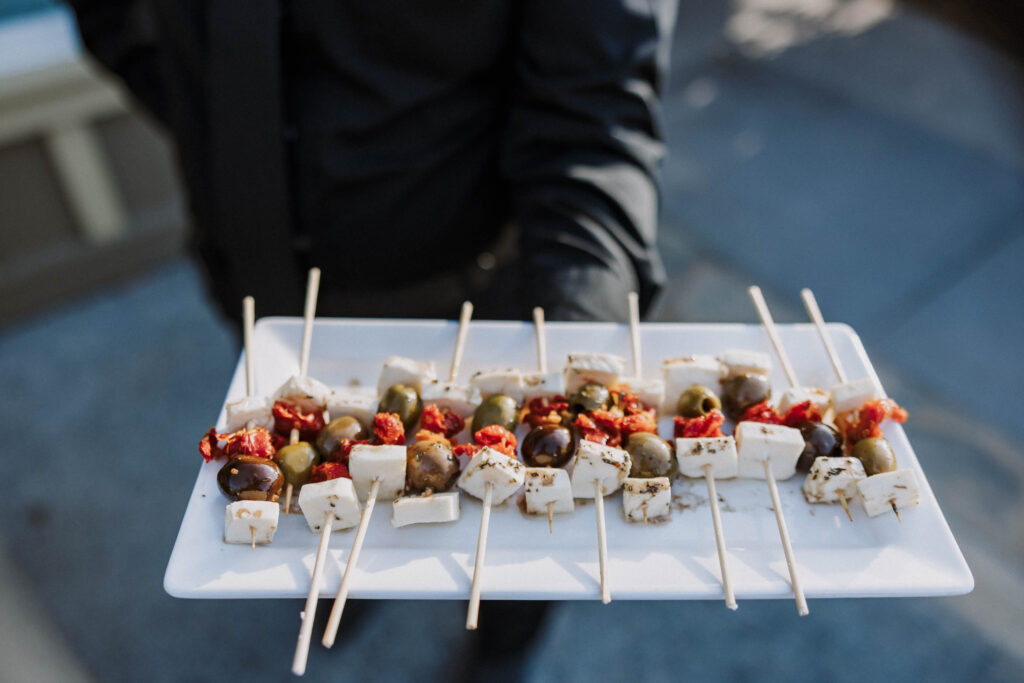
201 342 919 548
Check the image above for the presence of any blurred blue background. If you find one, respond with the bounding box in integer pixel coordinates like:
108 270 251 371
0 1 1021 680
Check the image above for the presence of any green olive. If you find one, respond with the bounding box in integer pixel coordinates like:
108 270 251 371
568 382 610 414
471 394 519 434
316 416 369 458
274 442 321 487
626 432 676 478
406 440 461 494
378 384 423 431
676 384 722 418
721 373 771 420
852 437 897 476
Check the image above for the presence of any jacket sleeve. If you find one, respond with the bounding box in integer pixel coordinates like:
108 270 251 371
501 0 676 322
66 0 172 127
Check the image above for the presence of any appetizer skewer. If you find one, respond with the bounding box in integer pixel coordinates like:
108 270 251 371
523 307 575 532
282 268 323 514
622 294 671 527
746 286 810 616
745 288 856 522
800 289 919 520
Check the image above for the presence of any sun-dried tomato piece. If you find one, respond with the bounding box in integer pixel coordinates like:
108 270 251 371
616 390 648 415
574 413 610 445
453 443 481 459
373 412 406 445
325 438 369 465
272 397 326 441
310 461 351 483
473 424 518 457
837 398 908 444
420 404 465 438
782 400 823 427
673 410 726 438
588 408 623 447
736 401 784 425
621 408 657 442
198 426 278 462
522 395 569 428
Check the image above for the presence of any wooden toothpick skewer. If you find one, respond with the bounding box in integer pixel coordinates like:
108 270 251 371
533 307 548 373
764 459 809 615
594 479 611 604
449 301 474 382
800 289 848 384
837 490 853 522
243 296 255 397
250 526 256 550
466 482 494 630
323 479 381 648
747 286 809 615
627 292 642 379
703 463 738 610
292 510 334 676
801 289 900 521
546 502 554 534
748 286 799 389
299 268 321 379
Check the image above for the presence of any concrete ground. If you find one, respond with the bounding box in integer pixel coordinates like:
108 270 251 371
1 2 1022 681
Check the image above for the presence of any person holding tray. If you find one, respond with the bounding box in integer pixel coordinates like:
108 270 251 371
69 0 677 676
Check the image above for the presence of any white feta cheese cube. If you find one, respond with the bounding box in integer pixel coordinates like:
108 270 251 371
224 501 279 545
564 352 626 393
778 386 832 415
719 349 772 377
622 477 671 523
326 386 379 430
831 377 884 414
675 437 738 479
662 355 726 413
273 375 333 405
349 444 407 501
735 422 805 480
457 447 525 504
377 356 436 395
570 440 631 498
224 395 274 431
521 371 566 400
391 491 461 527
297 477 361 532
420 381 477 418
618 377 665 410
857 469 920 518
524 468 574 515
469 369 524 404
802 456 866 504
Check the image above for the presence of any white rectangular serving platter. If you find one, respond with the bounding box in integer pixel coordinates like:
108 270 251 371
165 318 973 601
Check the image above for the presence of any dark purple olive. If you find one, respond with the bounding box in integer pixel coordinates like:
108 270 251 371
795 421 843 472
217 455 285 502
521 425 578 468
316 416 369 458
721 373 771 419
406 440 461 494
